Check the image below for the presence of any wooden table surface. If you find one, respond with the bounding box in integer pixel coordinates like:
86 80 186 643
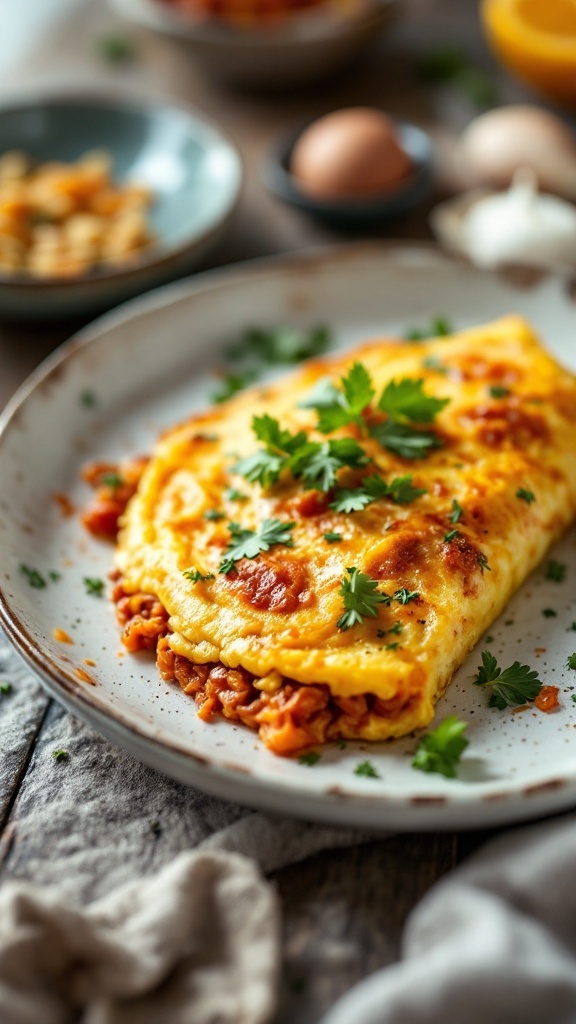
0 1 535 1020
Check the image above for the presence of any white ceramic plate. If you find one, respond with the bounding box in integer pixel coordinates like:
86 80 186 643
1 243 576 831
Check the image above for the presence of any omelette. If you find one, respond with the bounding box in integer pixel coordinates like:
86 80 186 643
86 316 576 755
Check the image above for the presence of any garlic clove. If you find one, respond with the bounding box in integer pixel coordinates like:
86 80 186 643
455 105 576 202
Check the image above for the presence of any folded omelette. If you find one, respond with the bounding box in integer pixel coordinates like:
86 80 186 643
105 316 576 754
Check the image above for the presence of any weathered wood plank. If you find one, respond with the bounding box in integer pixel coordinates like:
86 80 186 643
272 833 459 1024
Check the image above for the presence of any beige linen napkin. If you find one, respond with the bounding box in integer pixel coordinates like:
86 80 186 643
0 849 278 1024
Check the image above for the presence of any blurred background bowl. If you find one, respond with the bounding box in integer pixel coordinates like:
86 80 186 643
109 0 399 88
263 120 434 229
0 94 242 320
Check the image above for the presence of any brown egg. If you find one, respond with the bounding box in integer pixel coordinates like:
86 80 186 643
290 108 413 201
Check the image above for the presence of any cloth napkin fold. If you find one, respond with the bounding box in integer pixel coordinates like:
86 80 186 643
0 849 278 1024
321 810 576 1024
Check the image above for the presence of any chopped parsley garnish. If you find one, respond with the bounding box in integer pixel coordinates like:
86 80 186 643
572 694 576 704
219 518 295 575
83 577 105 597
543 608 557 618
569 623 576 632
567 654 576 671
97 34 135 62
489 385 510 399
48 571 61 583
337 567 390 631
546 560 566 583
377 377 449 424
204 509 225 521
443 529 460 543
422 356 448 374
212 370 258 404
370 419 444 460
234 414 367 491
80 390 97 408
412 716 468 778
404 316 453 341
394 588 419 605
473 650 542 709
417 48 498 107
385 641 401 651
478 553 491 573
484 635 494 643
0 682 12 695
298 751 321 766
304 362 375 434
324 531 342 543
227 325 330 366
516 488 536 504
20 565 46 589
377 621 402 639
101 473 123 488
52 749 69 762
354 760 380 778
330 473 426 514
450 499 464 523
183 568 215 584
225 488 248 502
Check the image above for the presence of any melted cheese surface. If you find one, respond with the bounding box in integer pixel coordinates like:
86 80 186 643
116 317 576 737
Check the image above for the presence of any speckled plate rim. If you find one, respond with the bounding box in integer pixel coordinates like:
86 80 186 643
0 90 243 290
1 240 576 831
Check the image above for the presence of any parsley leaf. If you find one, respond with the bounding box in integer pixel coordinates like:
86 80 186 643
516 488 536 504
219 518 295 575
225 488 248 502
330 473 426 513
443 529 460 543
450 499 464 523
377 621 402 638
20 565 46 589
324 532 342 543
473 650 543 709
354 760 380 778
394 588 419 604
299 751 321 766
312 363 375 434
80 390 97 408
546 560 566 583
377 377 449 424
212 370 258 404
97 33 135 63
84 577 105 597
370 419 443 460
404 316 453 341
233 414 307 488
204 509 225 521
412 716 468 778
183 568 215 584
292 438 368 492
478 553 491 573
567 654 576 671
543 608 557 618
337 567 390 630
489 385 510 399
422 355 448 374
227 325 330 365
101 473 123 488
0 682 12 695
52 749 69 762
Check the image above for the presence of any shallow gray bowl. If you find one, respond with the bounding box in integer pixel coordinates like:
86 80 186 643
0 94 242 320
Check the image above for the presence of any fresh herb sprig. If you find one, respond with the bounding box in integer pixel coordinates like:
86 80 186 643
473 651 542 709
337 567 390 630
330 473 426 513
183 568 215 584
412 716 469 778
219 518 295 575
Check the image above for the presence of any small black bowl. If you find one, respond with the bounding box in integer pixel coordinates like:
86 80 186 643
263 120 435 230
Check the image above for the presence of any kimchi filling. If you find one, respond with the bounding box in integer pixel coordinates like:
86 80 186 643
111 580 417 756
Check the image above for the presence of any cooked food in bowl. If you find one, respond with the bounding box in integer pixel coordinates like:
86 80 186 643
82 316 576 755
0 149 155 278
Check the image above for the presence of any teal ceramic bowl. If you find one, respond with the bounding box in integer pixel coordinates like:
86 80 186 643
0 95 242 320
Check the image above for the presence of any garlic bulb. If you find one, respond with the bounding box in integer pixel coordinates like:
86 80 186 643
456 106 576 201
462 170 576 269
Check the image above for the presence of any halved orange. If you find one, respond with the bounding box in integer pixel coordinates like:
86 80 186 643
481 0 576 105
